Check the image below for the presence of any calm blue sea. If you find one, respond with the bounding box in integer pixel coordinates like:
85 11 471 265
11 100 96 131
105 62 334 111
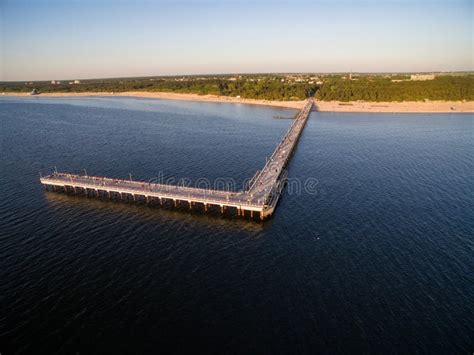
0 96 472 353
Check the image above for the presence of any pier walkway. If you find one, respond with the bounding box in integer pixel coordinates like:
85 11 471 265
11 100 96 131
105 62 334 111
40 99 314 220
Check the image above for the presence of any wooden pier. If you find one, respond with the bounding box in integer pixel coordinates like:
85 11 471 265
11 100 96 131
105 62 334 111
40 99 314 220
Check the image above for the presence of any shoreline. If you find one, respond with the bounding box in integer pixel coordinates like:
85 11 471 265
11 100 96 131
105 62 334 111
314 100 473 113
2 91 473 112
2 91 305 109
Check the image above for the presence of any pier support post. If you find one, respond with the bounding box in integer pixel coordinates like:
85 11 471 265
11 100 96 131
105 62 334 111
250 211 253 218
204 203 208 212
174 199 177 207
220 205 224 214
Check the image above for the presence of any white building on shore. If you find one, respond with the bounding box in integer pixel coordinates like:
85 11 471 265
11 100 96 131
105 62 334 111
410 74 435 81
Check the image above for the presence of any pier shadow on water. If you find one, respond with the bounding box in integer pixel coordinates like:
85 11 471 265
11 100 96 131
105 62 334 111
44 191 266 234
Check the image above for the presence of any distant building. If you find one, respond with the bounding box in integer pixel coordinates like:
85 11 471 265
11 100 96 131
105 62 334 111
51 80 61 85
410 74 435 81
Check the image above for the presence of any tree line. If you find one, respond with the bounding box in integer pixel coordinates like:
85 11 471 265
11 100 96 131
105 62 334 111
1 74 472 102
0 76 316 101
315 75 473 102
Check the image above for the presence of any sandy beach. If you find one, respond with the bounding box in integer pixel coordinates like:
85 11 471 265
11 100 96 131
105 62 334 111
3 91 473 112
2 91 305 109
314 100 474 113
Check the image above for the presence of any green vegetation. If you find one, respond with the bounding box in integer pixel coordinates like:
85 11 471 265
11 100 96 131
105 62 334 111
0 75 317 101
315 74 474 102
1 73 472 102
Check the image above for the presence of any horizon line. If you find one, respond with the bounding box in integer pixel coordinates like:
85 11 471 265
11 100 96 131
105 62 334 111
2 70 473 83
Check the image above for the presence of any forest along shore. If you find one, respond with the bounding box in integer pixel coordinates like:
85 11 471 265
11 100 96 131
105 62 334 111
3 91 473 112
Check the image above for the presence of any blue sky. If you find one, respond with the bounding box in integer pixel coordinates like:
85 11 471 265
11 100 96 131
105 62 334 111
1 0 472 81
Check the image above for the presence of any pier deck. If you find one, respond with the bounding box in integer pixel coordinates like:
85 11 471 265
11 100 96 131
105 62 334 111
40 99 314 220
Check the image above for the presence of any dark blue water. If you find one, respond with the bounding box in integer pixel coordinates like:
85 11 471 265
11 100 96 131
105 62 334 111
1 97 472 354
